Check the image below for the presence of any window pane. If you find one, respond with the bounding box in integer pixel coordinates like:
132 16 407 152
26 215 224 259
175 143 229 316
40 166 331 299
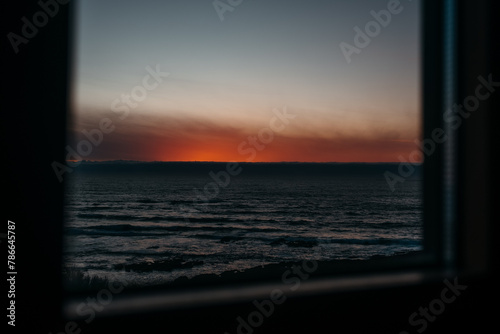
65 0 422 290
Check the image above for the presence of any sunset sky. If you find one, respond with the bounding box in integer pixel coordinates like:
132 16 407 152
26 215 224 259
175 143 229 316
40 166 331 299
71 0 421 162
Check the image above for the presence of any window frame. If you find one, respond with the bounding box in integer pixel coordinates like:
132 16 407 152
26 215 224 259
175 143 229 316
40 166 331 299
3 0 497 332
61 0 452 313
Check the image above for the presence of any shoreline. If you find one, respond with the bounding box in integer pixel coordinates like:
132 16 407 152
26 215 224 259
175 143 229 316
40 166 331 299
166 250 421 288
66 251 422 293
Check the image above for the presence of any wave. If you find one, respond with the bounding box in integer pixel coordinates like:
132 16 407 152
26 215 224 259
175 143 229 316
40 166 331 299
113 257 204 273
267 236 420 248
73 212 293 226
328 221 417 230
344 211 360 216
75 212 239 223
76 213 138 221
270 237 318 248
66 223 284 237
326 237 420 247
136 198 158 204
361 221 416 229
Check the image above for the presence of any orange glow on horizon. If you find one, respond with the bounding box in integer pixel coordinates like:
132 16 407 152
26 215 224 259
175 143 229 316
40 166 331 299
73 113 421 163
152 136 421 163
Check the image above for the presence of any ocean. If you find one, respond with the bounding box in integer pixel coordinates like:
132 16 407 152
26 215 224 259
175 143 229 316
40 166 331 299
64 162 422 286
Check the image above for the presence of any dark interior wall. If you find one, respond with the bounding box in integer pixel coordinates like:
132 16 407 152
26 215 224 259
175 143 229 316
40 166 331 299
1 1 497 333
1 0 68 332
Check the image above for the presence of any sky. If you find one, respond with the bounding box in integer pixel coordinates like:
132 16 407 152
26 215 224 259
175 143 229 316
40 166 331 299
71 0 421 162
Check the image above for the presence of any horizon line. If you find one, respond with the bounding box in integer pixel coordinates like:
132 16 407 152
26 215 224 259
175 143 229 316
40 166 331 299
67 160 418 164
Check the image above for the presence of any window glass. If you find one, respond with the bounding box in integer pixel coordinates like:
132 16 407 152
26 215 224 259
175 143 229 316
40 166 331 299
65 0 422 290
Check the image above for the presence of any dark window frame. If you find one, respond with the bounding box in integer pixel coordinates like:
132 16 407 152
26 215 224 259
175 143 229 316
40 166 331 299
61 0 454 313
3 0 497 332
